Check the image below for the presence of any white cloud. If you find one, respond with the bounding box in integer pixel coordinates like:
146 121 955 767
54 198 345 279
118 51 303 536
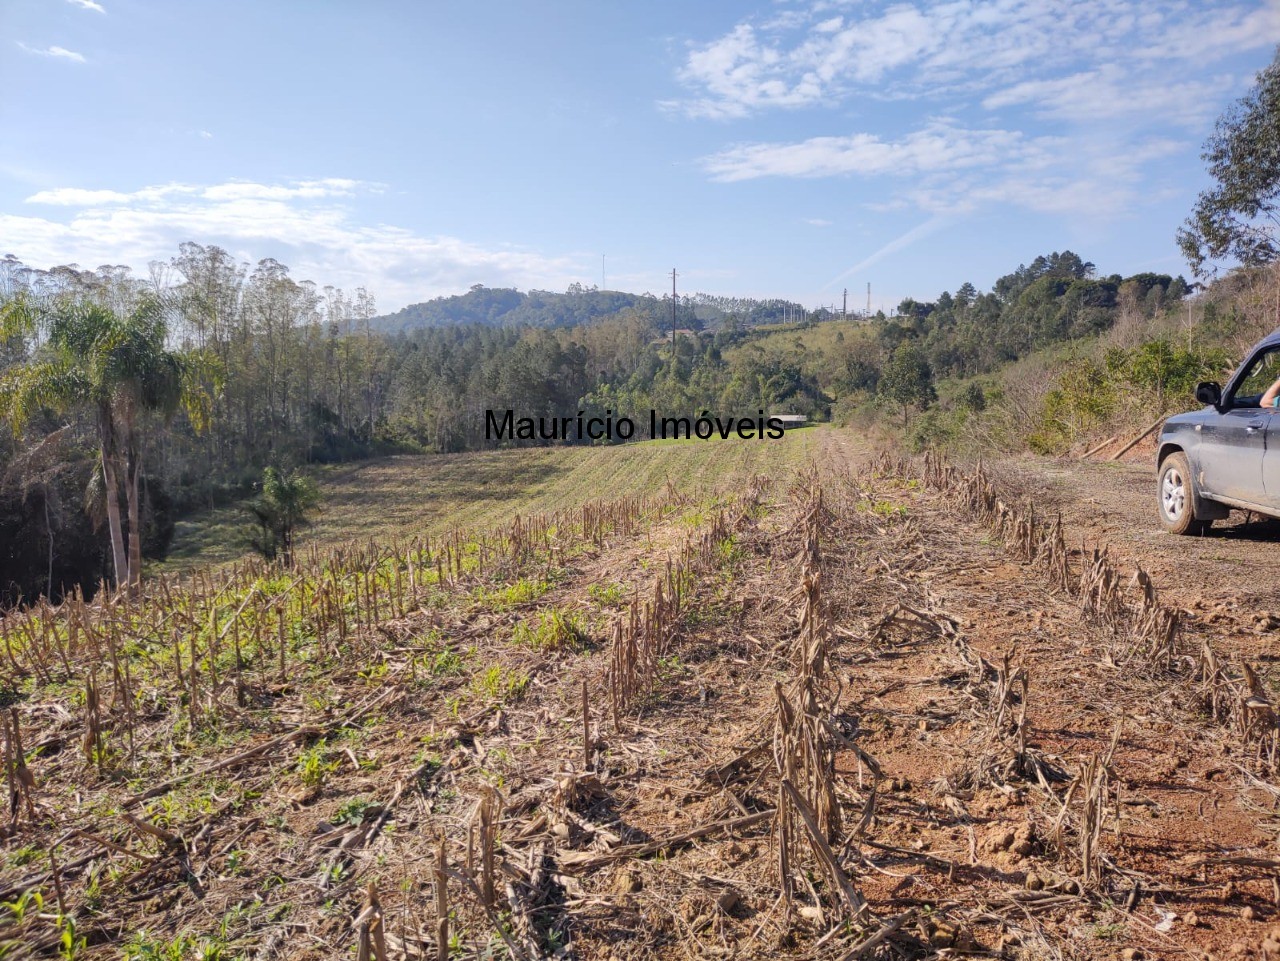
4 178 585 310
199 179 362 202
665 1 1280 119
1133 4 1280 63
804 218 833 227
660 24 795 119
701 118 1187 219
703 123 1056 182
17 42 86 63
983 66 1237 125
66 0 106 12
674 2 1270 227
27 184 197 205
197 130 214 140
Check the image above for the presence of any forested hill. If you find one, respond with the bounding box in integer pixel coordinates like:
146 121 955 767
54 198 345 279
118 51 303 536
371 284 811 332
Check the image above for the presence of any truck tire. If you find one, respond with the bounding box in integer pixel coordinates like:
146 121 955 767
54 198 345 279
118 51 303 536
1158 451 1210 535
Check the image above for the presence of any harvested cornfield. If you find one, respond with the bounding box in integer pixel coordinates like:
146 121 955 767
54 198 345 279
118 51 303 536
6 432 1280 959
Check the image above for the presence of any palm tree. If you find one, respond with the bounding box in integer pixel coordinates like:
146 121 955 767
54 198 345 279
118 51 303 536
246 466 320 567
0 293 205 591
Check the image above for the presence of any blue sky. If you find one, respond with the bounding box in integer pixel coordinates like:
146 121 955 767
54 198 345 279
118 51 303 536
2 1 1278 314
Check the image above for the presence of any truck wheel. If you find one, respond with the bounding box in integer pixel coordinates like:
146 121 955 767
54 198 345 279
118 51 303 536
1158 452 1210 535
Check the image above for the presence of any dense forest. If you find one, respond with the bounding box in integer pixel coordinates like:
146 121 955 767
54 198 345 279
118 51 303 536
0 240 1194 604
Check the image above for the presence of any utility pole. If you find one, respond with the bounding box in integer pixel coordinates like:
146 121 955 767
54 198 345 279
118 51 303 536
670 268 678 347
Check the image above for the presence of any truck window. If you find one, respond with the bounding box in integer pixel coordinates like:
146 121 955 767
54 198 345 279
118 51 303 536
1233 349 1280 405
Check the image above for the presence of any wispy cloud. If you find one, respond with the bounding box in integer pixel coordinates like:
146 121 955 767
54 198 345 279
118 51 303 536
704 123 1056 183
199 179 364 202
66 0 106 13
6 178 585 309
701 118 1186 219
665 1 1280 120
982 66 1237 125
804 218 832 227
674 1 1270 227
825 216 950 289
27 185 194 206
17 42 87 63
25 180 365 206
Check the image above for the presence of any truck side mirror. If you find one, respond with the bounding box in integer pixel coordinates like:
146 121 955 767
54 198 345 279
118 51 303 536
1195 381 1222 409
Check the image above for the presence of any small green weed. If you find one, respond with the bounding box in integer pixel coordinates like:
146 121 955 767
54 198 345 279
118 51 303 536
511 609 588 652
296 740 340 790
716 535 744 566
587 582 627 607
428 647 465 676
321 860 348 885
10 845 43 867
334 797 375 826
1090 922 1126 940
122 932 197 961
471 665 530 705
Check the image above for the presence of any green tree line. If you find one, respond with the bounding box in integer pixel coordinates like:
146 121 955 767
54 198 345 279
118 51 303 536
0 242 1186 604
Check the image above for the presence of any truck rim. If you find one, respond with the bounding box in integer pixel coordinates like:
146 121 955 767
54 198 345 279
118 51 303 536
1161 465 1185 521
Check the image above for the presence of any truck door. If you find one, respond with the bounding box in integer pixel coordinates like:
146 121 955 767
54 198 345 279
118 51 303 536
1201 346 1280 506
1199 409 1267 502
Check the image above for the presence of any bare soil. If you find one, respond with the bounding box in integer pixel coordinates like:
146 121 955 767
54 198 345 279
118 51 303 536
993 451 1280 657
8 430 1280 960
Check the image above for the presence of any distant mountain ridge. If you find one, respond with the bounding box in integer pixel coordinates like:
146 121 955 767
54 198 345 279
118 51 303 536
370 284 814 333
370 285 655 332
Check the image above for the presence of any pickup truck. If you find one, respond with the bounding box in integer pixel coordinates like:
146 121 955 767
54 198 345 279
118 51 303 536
1157 329 1280 533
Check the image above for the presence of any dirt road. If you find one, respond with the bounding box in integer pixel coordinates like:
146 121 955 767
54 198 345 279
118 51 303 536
988 453 1280 661
815 429 1280 959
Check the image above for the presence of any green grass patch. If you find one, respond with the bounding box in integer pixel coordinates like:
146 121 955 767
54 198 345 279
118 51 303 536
587 581 628 608
470 665 530 705
163 430 820 572
511 609 589 652
477 576 554 610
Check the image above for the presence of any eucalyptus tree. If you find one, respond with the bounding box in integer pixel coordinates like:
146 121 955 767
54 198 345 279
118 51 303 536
1179 46 1280 276
171 243 245 475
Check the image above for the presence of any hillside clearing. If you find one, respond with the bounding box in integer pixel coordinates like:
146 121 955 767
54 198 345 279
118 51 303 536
163 430 819 572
